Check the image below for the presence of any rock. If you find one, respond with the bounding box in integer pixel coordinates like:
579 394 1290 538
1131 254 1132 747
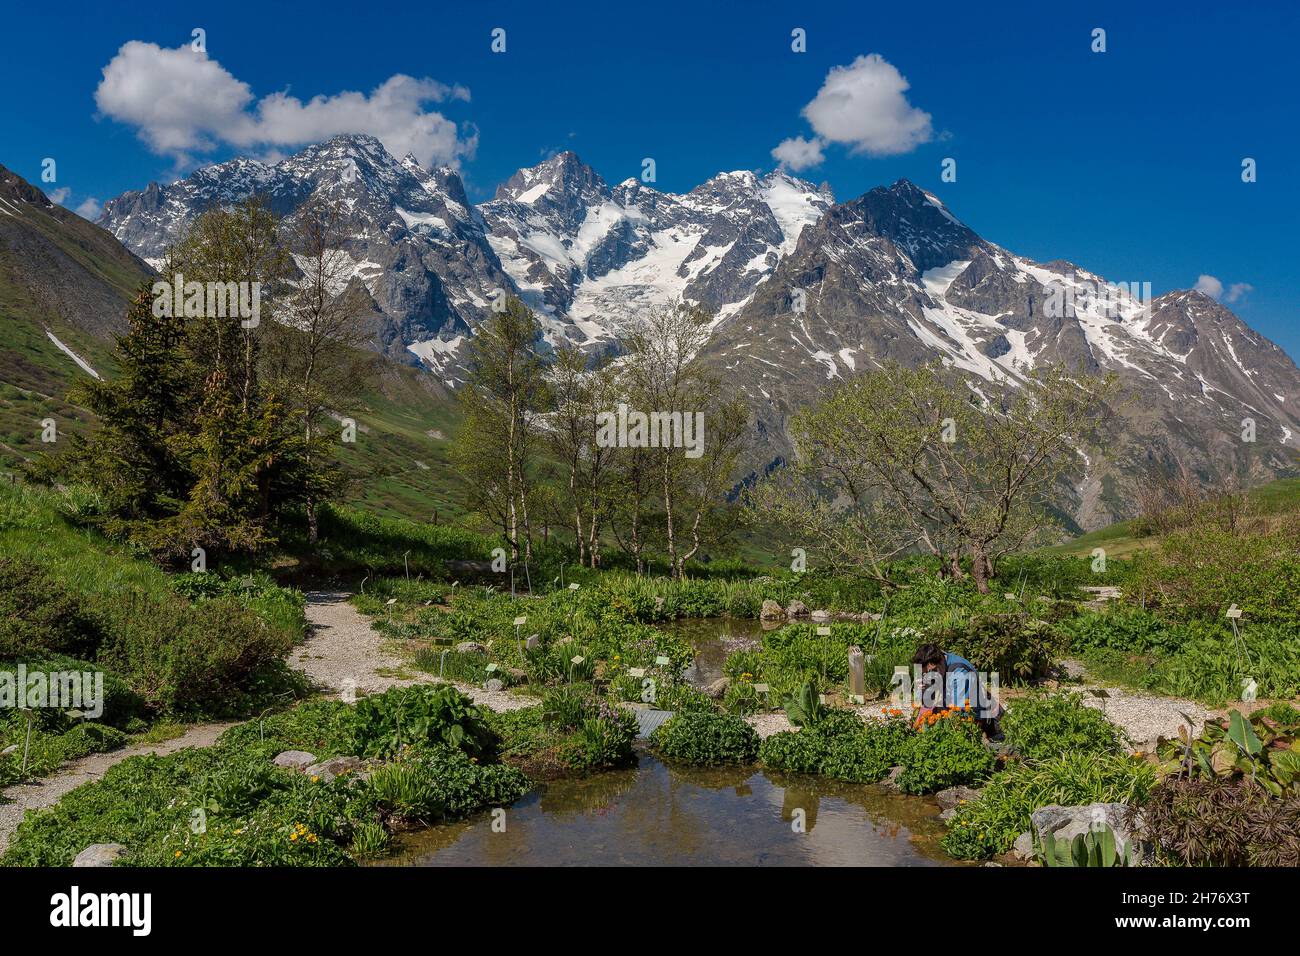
939 807 958 822
0 744 17 756
556 636 574 646
982 862 1003 867
880 765 905 792
1013 831 1035 860
810 609 831 622
305 756 363 783
505 667 527 682
455 641 488 655
935 785 981 812
861 612 883 622
484 678 504 692
272 750 317 770
73 843 127 867
1030 802 1142 858
703 677 730 699
786 600 809 618
760 599 785 621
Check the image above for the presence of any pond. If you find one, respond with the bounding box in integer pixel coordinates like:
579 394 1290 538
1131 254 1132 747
373 752 959 866
375 616 961 867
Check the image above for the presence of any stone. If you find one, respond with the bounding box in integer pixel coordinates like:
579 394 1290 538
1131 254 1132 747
703 677 730 699
880 765 905 791
556 636 574 646
505 667 527 682
73 843 127 867
935 785 981 812
0 744 17 756
272 750 317 770
982 862 1004 867
939 807 958 822
786 600 810 618
1030 802 1141 858
484 678 504 692
810 609 831 622
305 756 363 783
862 612 883 623
455 641 488 655
759 599 785 621
1012 831 1035 860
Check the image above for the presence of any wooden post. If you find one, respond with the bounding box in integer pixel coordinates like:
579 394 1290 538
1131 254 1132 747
848 646 865 702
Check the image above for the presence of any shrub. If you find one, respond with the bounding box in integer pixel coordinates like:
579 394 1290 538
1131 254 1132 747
758 729 830 774
760 711 913 783
896 710 995 794
1001 693 1122 761
941 751 1157 860
1138 777 1300 866
0 558 105 660
651 711 759 765
352 685 497 759
562 710 638 773
937 614 1064 683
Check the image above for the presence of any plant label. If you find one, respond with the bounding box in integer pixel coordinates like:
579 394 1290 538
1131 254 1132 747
628 667 646 678
754 683 769 693
1226 604 1242 619
571 656 585 665
655 655 670 666
816 626 831 636
485 663 498 673
568 583 579 590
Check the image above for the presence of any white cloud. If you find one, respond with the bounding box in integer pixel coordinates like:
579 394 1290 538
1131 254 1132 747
771 135 825 171
94 42 475 169
1225 282 1253 304
800 54 933 157
1194 274 1224 299
74 197 102 220
48 187 70 204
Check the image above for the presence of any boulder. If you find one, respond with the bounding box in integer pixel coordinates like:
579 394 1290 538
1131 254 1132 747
703 677 731 699
505 667 528 682
0 744 17 756
786 600 810 619
272 750 317 770
455 641 488 655
73 843 127 867
1012 831 1035 860
935 785 981 812
861 612 883 623
810 609 831 622
484 678 504 692
880 765 905 792
1030 802 1142 858
305 756 363 783
759 599 785 621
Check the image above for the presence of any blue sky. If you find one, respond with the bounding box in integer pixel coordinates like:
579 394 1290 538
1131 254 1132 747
2 0 1296 356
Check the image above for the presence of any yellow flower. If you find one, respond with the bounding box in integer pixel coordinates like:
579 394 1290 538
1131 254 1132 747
290 833 299 841
174 851 182 858
311 775 320 783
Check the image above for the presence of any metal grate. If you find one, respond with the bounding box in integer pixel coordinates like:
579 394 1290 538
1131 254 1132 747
632 708 675 738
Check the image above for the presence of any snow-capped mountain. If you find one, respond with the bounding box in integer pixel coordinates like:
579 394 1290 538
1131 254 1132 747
478 150 833 348
709 179 1300 527
97 138 1300 528
98 134 514 374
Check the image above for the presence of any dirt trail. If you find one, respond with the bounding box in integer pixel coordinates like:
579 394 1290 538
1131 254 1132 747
1 591 535 855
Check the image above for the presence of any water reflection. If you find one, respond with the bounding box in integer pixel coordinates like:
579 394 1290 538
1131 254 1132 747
374 754 959 867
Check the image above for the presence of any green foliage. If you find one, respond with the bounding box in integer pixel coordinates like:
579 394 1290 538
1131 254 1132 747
936 613 1064 683
0 557 105 659
941 752 1157 860
896 711 995 794
1001 693 1122 761
1039 824 1138 867
650 711 759 766
352 685 497 760
1155 707 1300 797
561 711 638 773
782 679 827 728
761 711 915 784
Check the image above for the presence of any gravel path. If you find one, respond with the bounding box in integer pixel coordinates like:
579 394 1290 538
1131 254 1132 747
0 721 235 855
1 592 537 856
291 590 538 712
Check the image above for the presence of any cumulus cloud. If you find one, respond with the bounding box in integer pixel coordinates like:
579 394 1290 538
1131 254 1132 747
770 54 933 172
74 197 102 220
48 187 70 204
1194 274 1253 304
94 41 475 169
771 135 825 171
1194 274 1224 299
1225 282 1253 304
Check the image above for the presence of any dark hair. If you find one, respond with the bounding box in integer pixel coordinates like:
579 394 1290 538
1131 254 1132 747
912 643 945 668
